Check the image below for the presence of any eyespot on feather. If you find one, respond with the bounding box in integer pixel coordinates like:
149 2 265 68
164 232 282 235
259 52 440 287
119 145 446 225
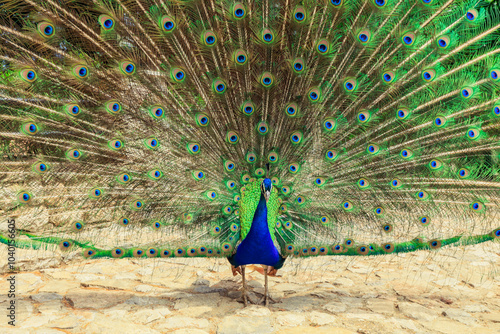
18 191 32 204
65 104 81 116
144 137 159 149
257 121 269 135
401 32 415 46
307 87 321 102
160 15 176 32
316 39 330 54
366 143 380 155
421 68 436 82
357 110 371 123
66 148 82 160
170 68 186 82
267 151 279 163
396 107 411 120
292 58 305 73
32 161 49 173
241 101 255 116
289 131 303 145
357 29 371 44
325 149 339 161
73 65 89 79
20 69 37 83
233 49 248 65
120 61 136 75
436 35 450 49
457 168 470 179
37 21 55 38
226 131 240 144
202 30 217 46
288 162 300 174
212 79 227 94
343 78 358 92
260 72 274 87
255 168 265 177
285 102 299 117
105 101 122 115
187 142 201 155
108 139 124 151
428 158 443 170
98 15 115 31
21 122 39 135
261 28 275 44
374 206 384 216
400 148 413 159
59 240 72 251
329 0 343 8
224 160 236 172
293 6 307 23
232 3 247 19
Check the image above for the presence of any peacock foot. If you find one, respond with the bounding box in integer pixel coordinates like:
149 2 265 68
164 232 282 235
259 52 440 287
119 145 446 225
231 265 242 276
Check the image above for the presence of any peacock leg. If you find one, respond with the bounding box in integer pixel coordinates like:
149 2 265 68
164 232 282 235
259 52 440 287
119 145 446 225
264 266 269 307
241 265 247 306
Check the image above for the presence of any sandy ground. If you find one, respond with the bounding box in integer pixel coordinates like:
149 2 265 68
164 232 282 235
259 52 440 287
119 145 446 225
0 242 499 334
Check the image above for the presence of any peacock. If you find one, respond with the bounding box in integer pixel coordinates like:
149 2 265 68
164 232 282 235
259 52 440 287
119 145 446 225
1 0 500 307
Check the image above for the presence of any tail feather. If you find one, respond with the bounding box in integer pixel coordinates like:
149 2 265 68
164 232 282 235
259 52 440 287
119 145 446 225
0 0 499 263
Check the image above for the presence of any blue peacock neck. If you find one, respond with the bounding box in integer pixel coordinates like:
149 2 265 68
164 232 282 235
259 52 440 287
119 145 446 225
232 193 280 267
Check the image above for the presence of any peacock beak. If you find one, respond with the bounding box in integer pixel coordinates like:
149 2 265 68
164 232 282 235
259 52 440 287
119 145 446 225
264 190 271 203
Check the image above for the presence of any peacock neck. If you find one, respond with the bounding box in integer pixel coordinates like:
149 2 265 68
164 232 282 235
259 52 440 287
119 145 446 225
233 193 280 267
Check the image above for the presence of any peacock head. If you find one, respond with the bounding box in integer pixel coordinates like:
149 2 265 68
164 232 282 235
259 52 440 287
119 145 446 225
261 178 273 202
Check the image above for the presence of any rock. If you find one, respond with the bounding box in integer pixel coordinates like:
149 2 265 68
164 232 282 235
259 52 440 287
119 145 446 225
128 309 167 324
86 279 139 290
65 289 131 309
126 295 172 307
272 295 320 311
135 284 154 293
247 280 263 289
228 291 242 299
192 285 226 293
433 278 461 287
333 277 354 287
31 293 63 303
85 315 160 334
236 305 272 317
308 311 338 326
19 315 54 329
193 278 210 286
398 302 438 322
171 330 209 334
17 273 43 293
275 312 306 326
464 304 490 313
47 315 81 329
339 297 363 309
480 312 500 323
38 280 80 293
218 314 273 334
442 308 477 326
174 293 223 309
366 299 395 315
390 318 419 331
276 327 356 334
154 316 211 331
342 313 386 321
178 306 213 317
422 319 476 334
73 274 105 282
323 301 347 313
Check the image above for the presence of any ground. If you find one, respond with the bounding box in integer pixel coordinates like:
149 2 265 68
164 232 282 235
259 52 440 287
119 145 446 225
0 242 499 333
